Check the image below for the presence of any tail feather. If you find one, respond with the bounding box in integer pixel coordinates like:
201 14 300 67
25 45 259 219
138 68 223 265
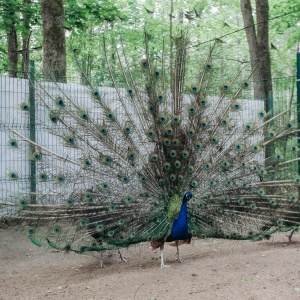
1 29 299 254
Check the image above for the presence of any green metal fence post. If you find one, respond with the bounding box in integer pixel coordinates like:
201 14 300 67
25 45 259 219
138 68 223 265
29 60 36 204
297 47 300 198
268 90 275 180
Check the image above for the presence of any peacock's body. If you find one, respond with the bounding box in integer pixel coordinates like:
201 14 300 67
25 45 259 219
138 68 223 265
1 28 300 267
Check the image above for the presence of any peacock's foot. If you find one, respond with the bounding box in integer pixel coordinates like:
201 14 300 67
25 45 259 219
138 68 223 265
176 257 185 263
161 263 170 269
286 229 295 245
118 249 128 263
99 253 105 268
119 256 128 263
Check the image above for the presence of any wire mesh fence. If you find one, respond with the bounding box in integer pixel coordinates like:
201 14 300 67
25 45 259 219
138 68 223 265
0 64 297 207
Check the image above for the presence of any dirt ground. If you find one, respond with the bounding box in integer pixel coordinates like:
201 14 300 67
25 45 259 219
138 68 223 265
1 227 300 300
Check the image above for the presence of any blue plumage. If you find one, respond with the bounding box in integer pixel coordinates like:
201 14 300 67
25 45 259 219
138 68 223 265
167 192 192 242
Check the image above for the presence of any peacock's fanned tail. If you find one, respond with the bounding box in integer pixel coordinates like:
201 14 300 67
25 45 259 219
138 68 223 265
1 31 299 253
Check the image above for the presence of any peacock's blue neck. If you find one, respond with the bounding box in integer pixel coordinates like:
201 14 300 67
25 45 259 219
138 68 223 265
167 200 189 242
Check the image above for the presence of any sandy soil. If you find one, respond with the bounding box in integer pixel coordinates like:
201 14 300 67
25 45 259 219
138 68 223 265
1 227 300 300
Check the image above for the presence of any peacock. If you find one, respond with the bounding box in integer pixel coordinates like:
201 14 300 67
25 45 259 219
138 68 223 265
1 26 300 269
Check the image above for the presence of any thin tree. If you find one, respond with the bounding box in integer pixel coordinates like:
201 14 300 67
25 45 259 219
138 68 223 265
241 0 273 162
3 0 18 77
240 0 272 108
21 0 32 78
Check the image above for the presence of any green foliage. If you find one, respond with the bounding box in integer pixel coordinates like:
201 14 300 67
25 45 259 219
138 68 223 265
0 0 298 80
269 0 300 76
65 0 120 30
0 0 40 72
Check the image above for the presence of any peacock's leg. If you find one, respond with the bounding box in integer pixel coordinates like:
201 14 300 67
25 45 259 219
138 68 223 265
160 244 170 268
287 229 295 245
175 241 185 263
99 252 105 268
118 249 128 263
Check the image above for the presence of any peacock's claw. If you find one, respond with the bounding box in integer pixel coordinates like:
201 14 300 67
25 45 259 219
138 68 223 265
286 229 295 245
176 257 185 263
161 263 170 269
118 249 128 263
119 256 128 263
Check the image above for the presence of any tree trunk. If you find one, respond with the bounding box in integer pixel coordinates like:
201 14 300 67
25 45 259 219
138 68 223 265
3 1 18 78
110 22 116 76
240 0 273 162
6 27 18 77
22 0 32 78
256 0 272 111
41 0 66 82
240 0 263 100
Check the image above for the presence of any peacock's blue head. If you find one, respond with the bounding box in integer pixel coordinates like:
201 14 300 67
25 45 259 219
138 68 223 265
183 191 193 202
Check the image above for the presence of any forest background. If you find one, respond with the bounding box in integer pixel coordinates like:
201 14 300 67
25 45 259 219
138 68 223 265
0 0 299 88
